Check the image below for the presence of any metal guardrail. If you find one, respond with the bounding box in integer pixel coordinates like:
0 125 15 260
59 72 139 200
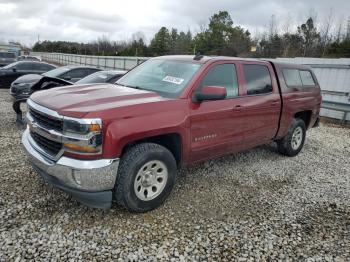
322 90 349 97
321 100 350 124
31 52 149 70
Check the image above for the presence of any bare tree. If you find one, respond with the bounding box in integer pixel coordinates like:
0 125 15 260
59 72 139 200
268 14 278 40
281 13 293 57
132 31 146 42
282 12 293 35
198 20 207 33
335 16 344 43
320 8 334 56
346 18 350 41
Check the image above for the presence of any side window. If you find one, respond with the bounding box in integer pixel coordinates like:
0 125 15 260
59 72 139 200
38 64 53 71
299 70 316 86
282 69 302 86
32 63 44 71
243 64 272 95
64 69 87 79
16 63 33 70
200 64 239 98
88 68 100 75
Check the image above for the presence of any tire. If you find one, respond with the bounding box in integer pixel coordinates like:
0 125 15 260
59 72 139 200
277 118 306 157
12 101 22 114
115 143 177 212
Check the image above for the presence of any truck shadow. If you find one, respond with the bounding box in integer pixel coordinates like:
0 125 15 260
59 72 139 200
9 142 293 233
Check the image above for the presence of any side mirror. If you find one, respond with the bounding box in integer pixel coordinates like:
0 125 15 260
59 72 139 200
192 86 227 103
12 68 17 72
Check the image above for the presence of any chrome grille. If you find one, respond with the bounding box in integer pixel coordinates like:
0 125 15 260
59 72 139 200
29 107 63 132
30 131 62 156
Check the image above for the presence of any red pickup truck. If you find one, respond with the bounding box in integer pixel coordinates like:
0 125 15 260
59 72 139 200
22 55 321 212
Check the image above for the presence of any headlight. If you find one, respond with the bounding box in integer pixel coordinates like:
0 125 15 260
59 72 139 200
16 83 34 95
62 118 103 154
63 118 102 135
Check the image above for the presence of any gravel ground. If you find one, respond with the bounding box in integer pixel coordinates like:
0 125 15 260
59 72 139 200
0 89 349 261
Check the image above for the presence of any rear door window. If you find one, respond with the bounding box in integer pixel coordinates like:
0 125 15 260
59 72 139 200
64 69 87 79
243 64 272 95
299 70 316 86
38 64 55 71
283 69 316 87
87 68 100 75
16 63 34 70
32 63 44 71
282 69 302 86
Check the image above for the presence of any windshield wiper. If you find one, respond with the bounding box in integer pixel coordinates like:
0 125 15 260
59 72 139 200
117 83 141 90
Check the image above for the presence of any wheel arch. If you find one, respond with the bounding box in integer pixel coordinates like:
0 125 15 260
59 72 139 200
295 110 312 129
121 133 183 167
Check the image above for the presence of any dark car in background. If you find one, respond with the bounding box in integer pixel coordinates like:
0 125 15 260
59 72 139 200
0 51 17 67
0 61 56 88
11 66 106 122
11 65 102 96
75 70 127 85
18 55 41 62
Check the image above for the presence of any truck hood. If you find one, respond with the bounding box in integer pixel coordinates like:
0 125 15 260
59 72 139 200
30 84 169 118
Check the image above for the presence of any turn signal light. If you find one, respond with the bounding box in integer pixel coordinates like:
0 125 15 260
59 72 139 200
89 124 102 132
64 143 99 153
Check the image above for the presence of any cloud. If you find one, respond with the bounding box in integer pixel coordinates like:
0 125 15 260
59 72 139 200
0 0 348 46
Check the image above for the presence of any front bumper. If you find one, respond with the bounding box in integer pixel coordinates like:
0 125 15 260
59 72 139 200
11 93 29 102
10 83 31 101
22 128 119 209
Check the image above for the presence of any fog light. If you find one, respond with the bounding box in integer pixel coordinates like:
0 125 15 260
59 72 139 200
73 171 82 185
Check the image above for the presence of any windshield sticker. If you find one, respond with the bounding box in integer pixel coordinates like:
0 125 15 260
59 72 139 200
98 75 108 79
162 75 184 85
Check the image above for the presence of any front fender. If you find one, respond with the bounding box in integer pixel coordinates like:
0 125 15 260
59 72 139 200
102 108 190 160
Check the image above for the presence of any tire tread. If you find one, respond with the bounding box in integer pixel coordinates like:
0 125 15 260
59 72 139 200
115 143 176 212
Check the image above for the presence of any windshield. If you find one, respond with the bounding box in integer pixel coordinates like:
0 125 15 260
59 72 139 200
117 59 202 97
42 66 70 77
76 71 110 84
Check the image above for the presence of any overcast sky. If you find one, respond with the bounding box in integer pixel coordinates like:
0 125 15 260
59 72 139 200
0 0 349 46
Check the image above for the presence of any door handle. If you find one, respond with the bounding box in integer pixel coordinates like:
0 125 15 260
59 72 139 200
233 105 243 111
271 100 279 106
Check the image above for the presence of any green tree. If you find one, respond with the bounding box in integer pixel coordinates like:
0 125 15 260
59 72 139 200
149 27 171 56
327 39 350 57
193 11 251 56
281 33 303 57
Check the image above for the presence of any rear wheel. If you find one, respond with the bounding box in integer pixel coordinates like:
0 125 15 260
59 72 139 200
115 143 177 212
277 118 306 157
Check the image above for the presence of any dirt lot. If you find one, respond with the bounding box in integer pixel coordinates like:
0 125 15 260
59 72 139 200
0 89 349 261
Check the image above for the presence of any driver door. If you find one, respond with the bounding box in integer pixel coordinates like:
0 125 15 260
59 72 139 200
189 62 245 162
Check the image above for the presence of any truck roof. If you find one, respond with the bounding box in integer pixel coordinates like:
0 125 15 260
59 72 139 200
154 55 265 64
153 55 312 70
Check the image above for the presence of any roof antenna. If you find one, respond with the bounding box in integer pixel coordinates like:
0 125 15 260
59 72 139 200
193 53 204 61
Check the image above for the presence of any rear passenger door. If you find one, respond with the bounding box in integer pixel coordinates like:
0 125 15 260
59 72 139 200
37 63 55 74
31 63 47 75
237 62 281 146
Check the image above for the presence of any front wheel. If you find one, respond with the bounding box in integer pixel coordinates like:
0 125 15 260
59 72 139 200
114 143 177 212
277 118 306 157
